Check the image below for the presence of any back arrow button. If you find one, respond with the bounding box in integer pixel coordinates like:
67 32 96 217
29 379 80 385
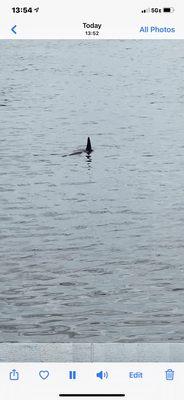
11 25 17 34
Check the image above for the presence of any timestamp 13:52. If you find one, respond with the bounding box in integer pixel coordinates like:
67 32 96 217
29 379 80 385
85 31 99 36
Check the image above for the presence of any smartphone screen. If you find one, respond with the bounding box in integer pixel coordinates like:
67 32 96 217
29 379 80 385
0 1 183 399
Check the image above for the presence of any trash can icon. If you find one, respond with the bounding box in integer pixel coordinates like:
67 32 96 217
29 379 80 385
165 369 174 380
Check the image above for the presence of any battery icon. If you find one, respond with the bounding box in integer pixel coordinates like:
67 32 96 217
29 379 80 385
163 7 175 12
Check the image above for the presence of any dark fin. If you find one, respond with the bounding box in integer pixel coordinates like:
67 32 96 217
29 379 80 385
86 137 92 153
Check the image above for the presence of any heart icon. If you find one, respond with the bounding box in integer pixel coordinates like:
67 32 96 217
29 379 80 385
39 370 49 380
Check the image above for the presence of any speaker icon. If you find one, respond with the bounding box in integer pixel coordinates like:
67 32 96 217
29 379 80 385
96 371 109 380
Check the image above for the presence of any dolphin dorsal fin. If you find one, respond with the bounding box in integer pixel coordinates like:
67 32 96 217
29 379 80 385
86 137 92 153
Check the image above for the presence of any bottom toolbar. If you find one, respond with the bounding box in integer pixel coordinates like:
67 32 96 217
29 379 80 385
0 363 182 399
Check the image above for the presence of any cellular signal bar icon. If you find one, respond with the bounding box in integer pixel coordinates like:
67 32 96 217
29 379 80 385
141 8 150 13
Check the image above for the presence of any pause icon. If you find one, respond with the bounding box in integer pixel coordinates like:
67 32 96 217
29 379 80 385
69 371 77 379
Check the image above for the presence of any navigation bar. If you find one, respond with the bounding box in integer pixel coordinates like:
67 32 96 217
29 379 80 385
0 0 183 39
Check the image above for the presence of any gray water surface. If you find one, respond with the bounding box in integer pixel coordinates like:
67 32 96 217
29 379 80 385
0 40 184 342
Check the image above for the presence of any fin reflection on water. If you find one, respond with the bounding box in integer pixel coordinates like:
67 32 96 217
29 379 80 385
86 154 92 163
